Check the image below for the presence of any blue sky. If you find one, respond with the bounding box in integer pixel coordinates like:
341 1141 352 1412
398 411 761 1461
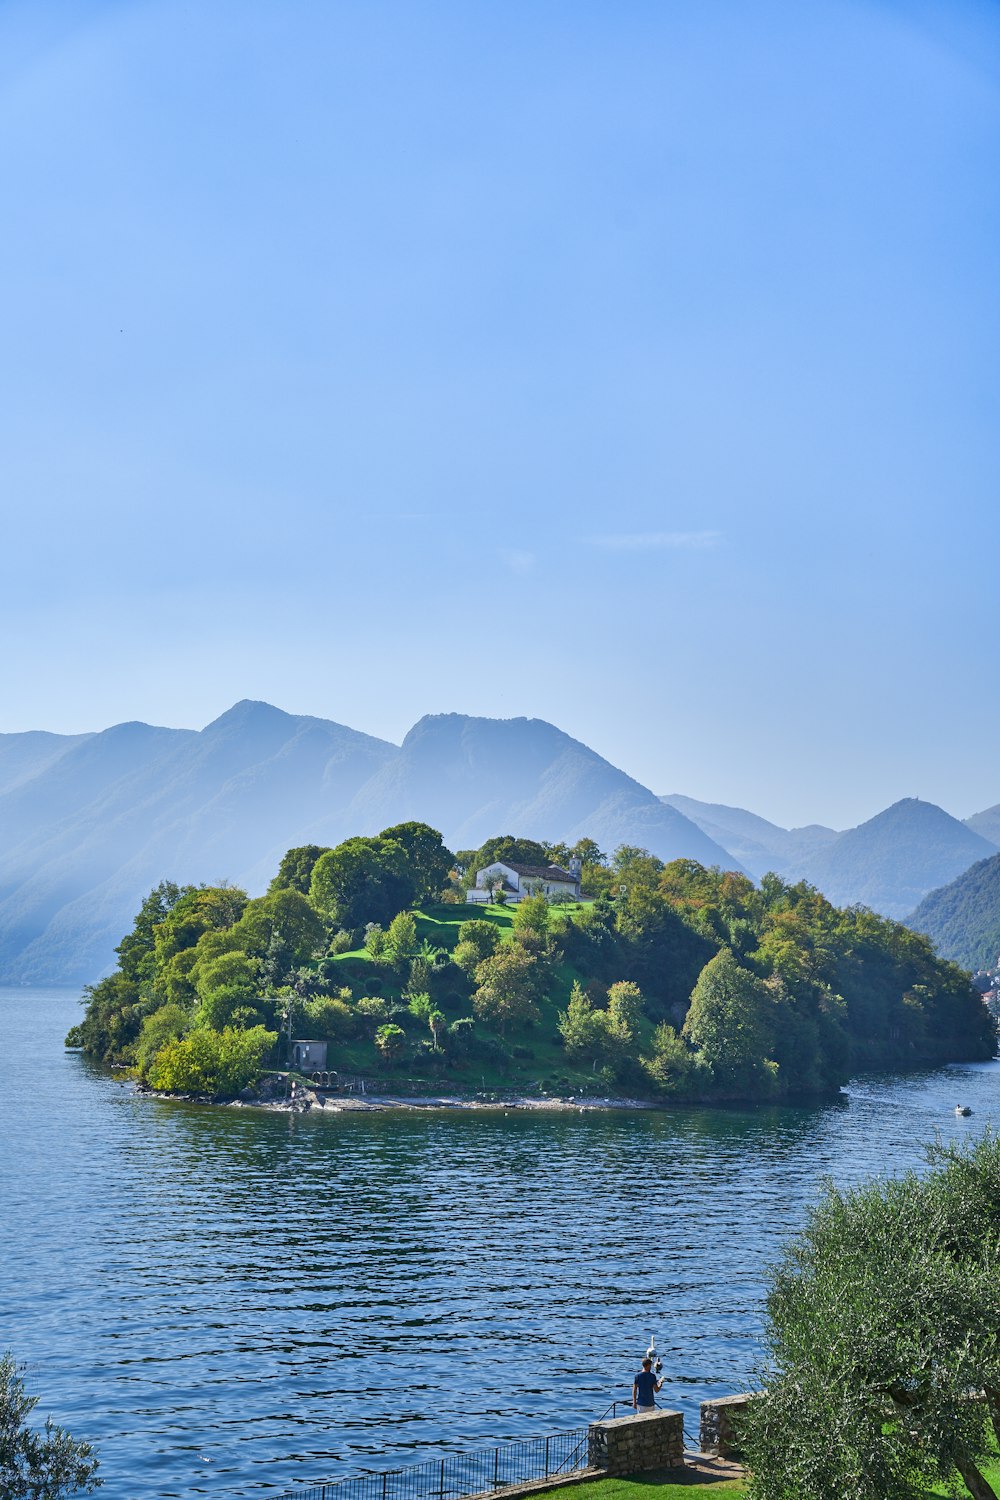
1 0 997 829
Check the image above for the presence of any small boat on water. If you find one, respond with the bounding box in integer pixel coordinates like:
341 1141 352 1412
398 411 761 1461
955 1105 973 1117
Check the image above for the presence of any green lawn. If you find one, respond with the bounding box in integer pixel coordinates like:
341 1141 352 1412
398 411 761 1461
331 901 592 961
535 1457 1000 1500
315 901 613 1095
546 1472 742 1497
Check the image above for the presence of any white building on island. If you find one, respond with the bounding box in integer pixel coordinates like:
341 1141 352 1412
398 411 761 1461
466 857 582 905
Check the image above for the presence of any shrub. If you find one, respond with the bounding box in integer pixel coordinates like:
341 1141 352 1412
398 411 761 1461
387 910 417 962
135 1004 190 1080
512 893 550 936
355 996 391 1034
374 1023 406 1062
405 957 431 997
407 992 432 1021
456 919 501 965
448 1017 476 1054
147 1025 276 1097
301 995 355 1041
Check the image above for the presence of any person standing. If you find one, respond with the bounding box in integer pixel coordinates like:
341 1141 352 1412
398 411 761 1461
632 1357 662 1413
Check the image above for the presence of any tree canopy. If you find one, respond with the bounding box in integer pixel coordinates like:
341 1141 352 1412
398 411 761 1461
310 836 414 928
0 1353 100 1500
743 1133 1000 1500
70 831 996 1102
378 823 453 904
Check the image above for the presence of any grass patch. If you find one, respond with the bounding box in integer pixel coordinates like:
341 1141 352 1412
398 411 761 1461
311 901 617 1096
548 1473 743 1497
536 1454 1000 1500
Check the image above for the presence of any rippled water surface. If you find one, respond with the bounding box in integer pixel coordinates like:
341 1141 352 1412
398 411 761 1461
3 987 998 1499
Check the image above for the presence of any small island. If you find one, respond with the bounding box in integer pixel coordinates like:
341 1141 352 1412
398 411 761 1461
68 824 997 1105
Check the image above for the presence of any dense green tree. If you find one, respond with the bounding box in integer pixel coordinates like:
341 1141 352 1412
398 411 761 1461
512 893 550 936
194 950 262 1030
135 1004 190 1079
387 910 418 962
310 837 414 928
743 1134 1000 1500
0 1353 100 1499
374 1023 406 1062
682 947 777 1093
557 981 608 1060
150 885 248 979
114 880 194 985
405 956 431 997
147 1024 276 1096
641 1022 700 1094
453 919 502 974
472 945 542 1034
268 845 331 895
235 889 325 969
300 994 355 1041
407 991 432 1021
606 980 644 1043
613 845 665 887
67 972 144 1061
379 822 453 903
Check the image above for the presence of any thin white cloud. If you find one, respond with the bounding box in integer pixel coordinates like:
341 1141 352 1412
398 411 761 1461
586 529 723 551
499 548 537 574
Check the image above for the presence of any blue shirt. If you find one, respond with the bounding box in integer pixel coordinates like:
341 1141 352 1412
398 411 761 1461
634 1370 657 1405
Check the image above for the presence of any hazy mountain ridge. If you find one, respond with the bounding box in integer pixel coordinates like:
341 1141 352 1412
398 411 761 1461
0 703 733 983
0 704 398 983
908 854 1000 971
660 793 839 879
966 803 1000 848
3 702 999 983
794 798 998 919
0 729 94 796
345 715 735 865
661 793 1000 923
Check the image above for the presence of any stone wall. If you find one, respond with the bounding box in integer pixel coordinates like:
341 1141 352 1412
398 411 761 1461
699 1394 752 1459
587 1410 684 1475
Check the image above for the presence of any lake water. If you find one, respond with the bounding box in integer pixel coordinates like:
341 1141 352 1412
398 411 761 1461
2 986 998 1500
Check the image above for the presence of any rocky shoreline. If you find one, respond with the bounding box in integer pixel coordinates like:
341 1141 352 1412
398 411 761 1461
133 1074 656 1113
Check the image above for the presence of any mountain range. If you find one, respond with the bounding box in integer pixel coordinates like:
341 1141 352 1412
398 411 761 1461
667 793 998 920
1 700 997 983
0 702 734 983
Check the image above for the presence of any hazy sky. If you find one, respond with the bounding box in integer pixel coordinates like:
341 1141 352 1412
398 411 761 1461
1 0 997 830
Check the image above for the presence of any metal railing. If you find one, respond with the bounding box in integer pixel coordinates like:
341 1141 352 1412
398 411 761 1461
267 1428 591 1500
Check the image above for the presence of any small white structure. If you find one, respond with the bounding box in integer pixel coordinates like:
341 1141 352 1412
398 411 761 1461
466 857 582 905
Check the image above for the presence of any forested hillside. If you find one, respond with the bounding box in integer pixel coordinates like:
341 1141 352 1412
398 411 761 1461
661 793 839 880
908 854 1000 971
69 824 996 1105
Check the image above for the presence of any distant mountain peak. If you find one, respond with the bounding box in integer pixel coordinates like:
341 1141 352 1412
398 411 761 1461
797 796 997 919
204 699 297 731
